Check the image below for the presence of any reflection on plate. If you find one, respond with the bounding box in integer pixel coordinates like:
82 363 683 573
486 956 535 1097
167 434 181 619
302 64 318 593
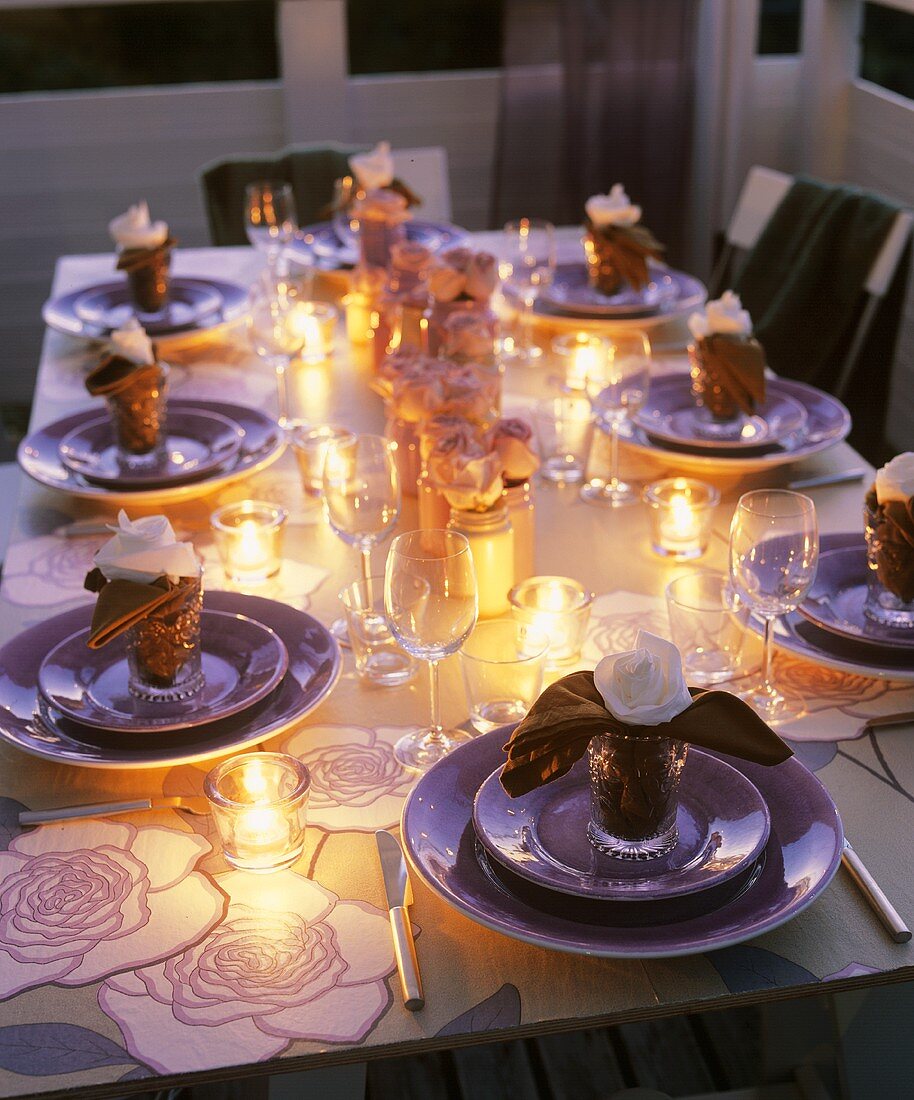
537 264 706 320
38 611 289 733
42 277 249 339
799 544 914 650
402 727 843 957
58 409 244 489
18 400 284 504
0 592 340 769
473 750 770 902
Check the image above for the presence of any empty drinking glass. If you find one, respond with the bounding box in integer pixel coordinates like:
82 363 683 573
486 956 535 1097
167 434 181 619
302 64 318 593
459 620 548 733
248 273 308 428
666 572 750 686
340 576 417 687
533 395 595 483
499 218 556 365
245 181 297 273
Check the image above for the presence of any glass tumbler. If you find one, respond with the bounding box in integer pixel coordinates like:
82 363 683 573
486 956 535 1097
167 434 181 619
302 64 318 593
666 572 750 685
126 574 204 702
459 620 548 733
340 575 418 687
533 396 595 483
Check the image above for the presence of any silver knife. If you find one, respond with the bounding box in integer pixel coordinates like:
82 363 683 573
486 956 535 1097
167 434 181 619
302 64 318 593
19 796 210 825
842 838 912 944
787 469 866 491
375 829 425 1011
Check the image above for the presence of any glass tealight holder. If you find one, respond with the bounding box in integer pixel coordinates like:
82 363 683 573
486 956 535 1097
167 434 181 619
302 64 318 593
287 423 356 496
459 619 548 733
289 301 338 363
643 478 720 561
508 575 594 670
551 332 610 393
204 752 310 873
211 500 287 584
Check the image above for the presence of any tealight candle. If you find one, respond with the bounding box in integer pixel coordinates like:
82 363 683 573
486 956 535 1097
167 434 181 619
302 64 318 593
508 575 594 669
288 301 338 363
204 752 311 874
342 292 374 345
552 333 610 392
643 477 720 560
211 500 287 584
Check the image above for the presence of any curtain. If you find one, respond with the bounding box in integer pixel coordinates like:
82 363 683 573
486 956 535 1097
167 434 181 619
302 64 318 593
493 0 699 266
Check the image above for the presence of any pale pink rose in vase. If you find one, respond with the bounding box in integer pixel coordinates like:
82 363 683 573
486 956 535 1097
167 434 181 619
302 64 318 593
464 252 499 302
442 310 498 363
438 363 500 423
419 413 485 463
390 361 446 422
488 417 540 482
441 450 505 512
426 262 465 303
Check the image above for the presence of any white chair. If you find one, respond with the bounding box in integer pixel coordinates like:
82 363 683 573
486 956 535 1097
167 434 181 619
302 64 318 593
0 463 21 570
392 145 452 223
712 165 913 400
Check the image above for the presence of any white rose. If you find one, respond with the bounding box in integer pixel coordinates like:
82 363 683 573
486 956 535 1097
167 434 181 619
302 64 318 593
108 201 169 250
875 452 914 504
688 290 753 340
109 318 155 365
95 510 200 583
594 630 692 727
585 184 642 229
349 141 395 190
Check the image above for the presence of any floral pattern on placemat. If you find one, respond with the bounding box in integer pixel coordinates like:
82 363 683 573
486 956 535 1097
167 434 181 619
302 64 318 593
0 821 225 999
97 869 395 1074
2 536 99 608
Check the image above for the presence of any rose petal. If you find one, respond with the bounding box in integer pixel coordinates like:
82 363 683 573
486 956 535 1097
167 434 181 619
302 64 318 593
11 819 135 857
216 870 336 923
257 980 390 1043
129 826 212 891
324 902 396 986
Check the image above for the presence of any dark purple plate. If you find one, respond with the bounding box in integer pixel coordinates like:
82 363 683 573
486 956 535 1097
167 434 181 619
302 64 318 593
42 277 248 339
0 592 340 769
292 219 469 269
18 400 283 504
38 610 289 733
402 727 843 958
58 409 244 489
473 750 770 902
626 376 851 474
798 543 914 650
755 533 914 682
634 375 808 454
537 264 706 320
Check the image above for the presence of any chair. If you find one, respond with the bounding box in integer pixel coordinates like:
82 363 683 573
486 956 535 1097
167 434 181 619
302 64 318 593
199 143 453 247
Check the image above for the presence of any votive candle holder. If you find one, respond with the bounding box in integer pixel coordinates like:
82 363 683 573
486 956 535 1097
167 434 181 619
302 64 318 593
508 575 594 669
643 478 720 561
289 301 338 363
211 500 287 584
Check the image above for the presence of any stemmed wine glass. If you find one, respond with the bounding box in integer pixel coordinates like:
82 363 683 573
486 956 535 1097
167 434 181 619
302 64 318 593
323 433 401 641
498 219 556 365
580 331 651 507
245 181 298 275
248 272 307 429
384 530 479 770
728 490 818 724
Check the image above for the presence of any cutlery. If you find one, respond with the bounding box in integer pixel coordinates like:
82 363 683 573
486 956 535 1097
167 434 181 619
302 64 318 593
375 829 425 1011
858 711 914 735
787 469 866 491
842 838 911 943
19 796 210 825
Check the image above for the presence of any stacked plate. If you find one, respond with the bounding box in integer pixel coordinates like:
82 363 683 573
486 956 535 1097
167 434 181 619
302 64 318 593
43 276 249 340
402 731 843 957
0 592 340 768
758 532 914 683
289 219 469 270
626 374 851 474
537 263 706 324
18 399 284 503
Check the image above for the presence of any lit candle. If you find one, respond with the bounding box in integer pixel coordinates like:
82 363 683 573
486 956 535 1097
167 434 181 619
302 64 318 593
552 333 609 392
211 500 287 584
643 478 720 560
234 805 291 863
509 576 594 668
288 302 338 363
342 292 373 345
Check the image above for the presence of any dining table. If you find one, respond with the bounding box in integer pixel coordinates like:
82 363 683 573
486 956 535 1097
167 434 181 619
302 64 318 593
1 235 913 1099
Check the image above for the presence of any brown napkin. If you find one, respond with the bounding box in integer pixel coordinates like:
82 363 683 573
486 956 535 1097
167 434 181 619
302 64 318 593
85 355 161 398
83 568 196 648
868 489 914 602
501 671 792 798
322 178 421 219
115 237 177 273
584 219 665 291
697 333 767 414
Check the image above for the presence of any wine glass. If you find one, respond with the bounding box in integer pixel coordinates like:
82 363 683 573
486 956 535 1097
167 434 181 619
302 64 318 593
248 272 307 428
323 433 401 641
728 490 818 724
245 181 298 274
384 530 479 770
498 219 556 365
580 331 652 507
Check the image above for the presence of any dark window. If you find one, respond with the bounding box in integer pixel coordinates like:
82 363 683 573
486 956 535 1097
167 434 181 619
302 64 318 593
0 2 278 94
757 0 803 55
860 2 914 101
347 0 503 75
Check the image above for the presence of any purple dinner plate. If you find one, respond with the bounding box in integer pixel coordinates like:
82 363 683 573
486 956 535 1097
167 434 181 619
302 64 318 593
292 219 469 269
17 399 283 504
37 610 289 733
798 542 914 651
58 408 244 489
634 375 808 454
539 264 706 319
42 277 249 339
472 750 770 902
0 592 340 769
401 728 843 958
755 532 914 682
626 376 851 474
